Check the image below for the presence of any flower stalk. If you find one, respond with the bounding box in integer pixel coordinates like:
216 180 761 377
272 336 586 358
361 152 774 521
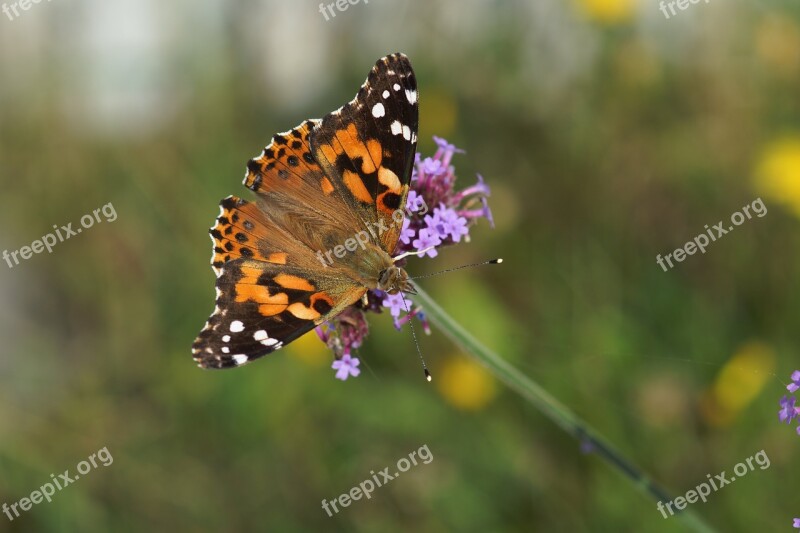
412 284 715 533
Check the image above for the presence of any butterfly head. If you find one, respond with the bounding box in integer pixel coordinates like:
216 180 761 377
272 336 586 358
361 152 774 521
378 265 415 295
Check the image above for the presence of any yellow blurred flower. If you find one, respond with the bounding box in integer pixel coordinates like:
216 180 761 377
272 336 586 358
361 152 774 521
755 14 800 77
700 341 775 427
754 137 800 217
285 330 329 367
575 0 637 24
437 355 496 411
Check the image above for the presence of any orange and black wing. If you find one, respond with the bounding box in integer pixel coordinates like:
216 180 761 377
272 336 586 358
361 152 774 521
192 256 365 369
310 53 419 253
193 53 419 369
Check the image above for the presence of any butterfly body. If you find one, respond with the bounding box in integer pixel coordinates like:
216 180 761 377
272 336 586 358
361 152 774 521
193 53 419 369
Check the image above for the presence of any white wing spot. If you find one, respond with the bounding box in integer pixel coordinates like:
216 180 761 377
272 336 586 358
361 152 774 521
391 121 403 136
402 125 411 141
261 338 279 347
382 90 390 98
393 83 401 91
222 335 231 343
405 90 417 104
232 354 248 365
254 330 268 341
372 103 385 118
221 346 230 354
229 320 244 333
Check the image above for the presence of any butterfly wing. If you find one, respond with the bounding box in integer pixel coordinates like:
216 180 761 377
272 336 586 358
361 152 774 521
193 196 367 369
193 53 419 369
310 53 419 254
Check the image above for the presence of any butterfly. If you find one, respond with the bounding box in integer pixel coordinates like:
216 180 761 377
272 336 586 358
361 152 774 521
192 53 419 369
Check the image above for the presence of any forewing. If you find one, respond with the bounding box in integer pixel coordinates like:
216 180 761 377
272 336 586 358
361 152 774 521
310 53 419 254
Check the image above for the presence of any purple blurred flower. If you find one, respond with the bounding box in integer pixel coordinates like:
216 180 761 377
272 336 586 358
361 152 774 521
789 370 800 393
779 370 800 433
794 518 800 529
779 396 798 424
332 353 361 381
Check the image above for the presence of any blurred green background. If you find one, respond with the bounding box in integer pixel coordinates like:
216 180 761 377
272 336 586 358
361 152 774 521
1 0 800 531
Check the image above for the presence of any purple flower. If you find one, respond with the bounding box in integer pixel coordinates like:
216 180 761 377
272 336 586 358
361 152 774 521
399 217 414 245
418 157 445 177
789 370 800 393
779 396 799 424
412 228 441 258
424 206 469 243
794 518 800 529
393 308 430 333
382 292 407 318
332 353 361 381
778 370 800 434
423 209 448 239
433 135 465 167
406 190 427 213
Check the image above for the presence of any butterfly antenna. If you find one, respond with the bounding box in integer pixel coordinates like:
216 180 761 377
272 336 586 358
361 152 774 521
400 291 431 382
408 258 503 281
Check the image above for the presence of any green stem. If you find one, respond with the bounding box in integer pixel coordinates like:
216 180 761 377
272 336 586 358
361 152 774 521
412 285 715 533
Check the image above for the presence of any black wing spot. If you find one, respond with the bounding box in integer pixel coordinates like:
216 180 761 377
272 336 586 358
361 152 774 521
382 192 402 211
313 298 333 314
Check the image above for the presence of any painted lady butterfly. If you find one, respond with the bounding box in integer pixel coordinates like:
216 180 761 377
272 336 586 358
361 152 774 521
193 53 419 369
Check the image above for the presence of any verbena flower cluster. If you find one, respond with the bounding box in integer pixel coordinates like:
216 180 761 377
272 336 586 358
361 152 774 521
315 136 493 380
779 370 800 434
